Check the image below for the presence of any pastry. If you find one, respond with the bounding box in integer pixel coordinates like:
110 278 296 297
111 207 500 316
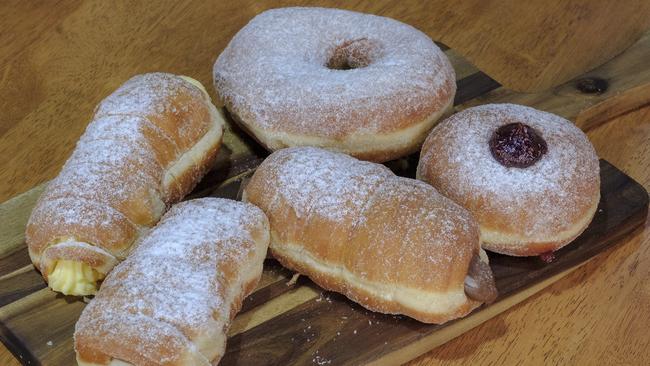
243 147 496 324
74 198 269 366
26 73 225 295
213 7 455 162
417 103 600 256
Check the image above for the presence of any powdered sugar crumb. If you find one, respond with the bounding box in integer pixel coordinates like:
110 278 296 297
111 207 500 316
313 355 332 365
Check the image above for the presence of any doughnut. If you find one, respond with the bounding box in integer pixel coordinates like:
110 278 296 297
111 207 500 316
74 198 270 365
26 73 225 295
213 7 456 162
416 104 600 256
243 147 497 324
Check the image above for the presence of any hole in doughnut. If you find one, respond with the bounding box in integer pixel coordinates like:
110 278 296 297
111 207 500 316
326 38 381 70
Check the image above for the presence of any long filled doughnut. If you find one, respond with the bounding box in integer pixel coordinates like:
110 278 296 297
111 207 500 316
26 73 225 295
74 198 269 365
243 147 496 324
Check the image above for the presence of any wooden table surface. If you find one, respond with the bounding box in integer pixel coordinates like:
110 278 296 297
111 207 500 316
1 1 649 365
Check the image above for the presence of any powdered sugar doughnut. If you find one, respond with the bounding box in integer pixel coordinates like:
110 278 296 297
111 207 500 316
416 104 600 256
213 7 456 162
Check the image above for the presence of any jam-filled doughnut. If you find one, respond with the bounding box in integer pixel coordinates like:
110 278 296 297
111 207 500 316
416 104 600 256
213 7 456 162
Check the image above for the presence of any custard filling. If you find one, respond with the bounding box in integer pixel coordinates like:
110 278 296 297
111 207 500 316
48 260 105 296
179 75 209 95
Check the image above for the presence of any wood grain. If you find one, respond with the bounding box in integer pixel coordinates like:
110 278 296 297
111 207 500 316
420 0 650 91
0 159 646 366
3 0 650 204
218 158 647 365
1 1 650 365
1 106 648 366
461 31 650 131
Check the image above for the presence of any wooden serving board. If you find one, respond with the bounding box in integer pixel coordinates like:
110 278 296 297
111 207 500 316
0 159 647 366
1 31 650 366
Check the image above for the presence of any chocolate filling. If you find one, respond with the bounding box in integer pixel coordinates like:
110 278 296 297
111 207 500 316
489 122 548 168
464 253 498 304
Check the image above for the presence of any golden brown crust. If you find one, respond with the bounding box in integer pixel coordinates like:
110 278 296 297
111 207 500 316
40 241 118 281
244 147 490 324
480 197 599 256
164 138 223 203
270 246 482 324
222 93 453 163
26 198 139 264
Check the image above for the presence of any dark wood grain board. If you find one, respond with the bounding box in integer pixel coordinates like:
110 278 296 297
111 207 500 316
0 159 647 366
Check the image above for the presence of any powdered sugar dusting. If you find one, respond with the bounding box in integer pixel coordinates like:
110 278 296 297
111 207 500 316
418 103 600 237
213 7 455 137
75 198 268 364
342 173 478 293
251 147 479 298
271 147 392 222
392 178 476 286
95 73 207 147
46 115 162 205
27 73 212 265
27 196 137 259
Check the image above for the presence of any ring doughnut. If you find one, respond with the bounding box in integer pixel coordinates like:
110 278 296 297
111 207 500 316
213 7 456 162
